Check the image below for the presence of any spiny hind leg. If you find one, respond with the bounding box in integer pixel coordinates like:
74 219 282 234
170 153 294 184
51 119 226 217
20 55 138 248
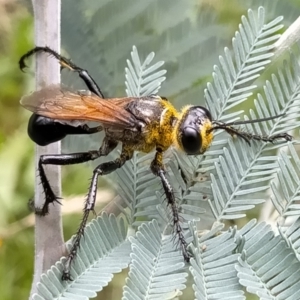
150 149 191 262
62 145 133 281
36 138 118 216
19 46 104 98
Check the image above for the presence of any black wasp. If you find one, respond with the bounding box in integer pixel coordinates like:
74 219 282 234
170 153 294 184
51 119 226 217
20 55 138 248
19 46 292 280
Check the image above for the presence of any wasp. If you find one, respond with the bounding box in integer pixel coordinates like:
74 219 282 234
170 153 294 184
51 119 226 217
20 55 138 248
19 47 292 280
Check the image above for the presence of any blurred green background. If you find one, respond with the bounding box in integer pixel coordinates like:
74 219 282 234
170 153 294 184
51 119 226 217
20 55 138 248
0 0 300 299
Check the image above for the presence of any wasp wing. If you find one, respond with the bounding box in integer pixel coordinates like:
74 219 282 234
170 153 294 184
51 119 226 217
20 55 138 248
20 85 139 129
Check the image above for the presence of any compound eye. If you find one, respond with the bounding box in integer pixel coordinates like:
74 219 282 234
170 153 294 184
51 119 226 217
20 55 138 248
181 127 201 155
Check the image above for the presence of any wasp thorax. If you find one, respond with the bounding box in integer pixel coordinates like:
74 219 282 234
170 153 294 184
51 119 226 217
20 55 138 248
176 106 213 155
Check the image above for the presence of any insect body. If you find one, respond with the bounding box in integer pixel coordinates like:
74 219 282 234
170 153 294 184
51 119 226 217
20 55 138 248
20 47 292 280
26 113 101 146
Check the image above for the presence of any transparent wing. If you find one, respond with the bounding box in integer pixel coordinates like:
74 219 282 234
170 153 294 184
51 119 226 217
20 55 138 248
20 85 139 129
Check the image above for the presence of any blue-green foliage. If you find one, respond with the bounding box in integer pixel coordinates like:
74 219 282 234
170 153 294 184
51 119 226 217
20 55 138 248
33 6 300 300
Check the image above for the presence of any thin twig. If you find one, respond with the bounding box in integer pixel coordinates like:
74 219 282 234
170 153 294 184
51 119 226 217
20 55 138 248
30 0 63 297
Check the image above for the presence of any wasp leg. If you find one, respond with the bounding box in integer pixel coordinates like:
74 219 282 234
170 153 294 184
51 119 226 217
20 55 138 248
65 124 103 135
150 149 191 262
36 138 118 216
62 146 133 281
19 46 104 98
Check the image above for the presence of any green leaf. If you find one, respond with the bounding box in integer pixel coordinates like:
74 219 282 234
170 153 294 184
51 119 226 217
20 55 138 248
122 220 188 300
32 213 130 300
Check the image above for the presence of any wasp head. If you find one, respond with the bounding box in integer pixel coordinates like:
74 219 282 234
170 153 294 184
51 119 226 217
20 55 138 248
174 106 214 155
